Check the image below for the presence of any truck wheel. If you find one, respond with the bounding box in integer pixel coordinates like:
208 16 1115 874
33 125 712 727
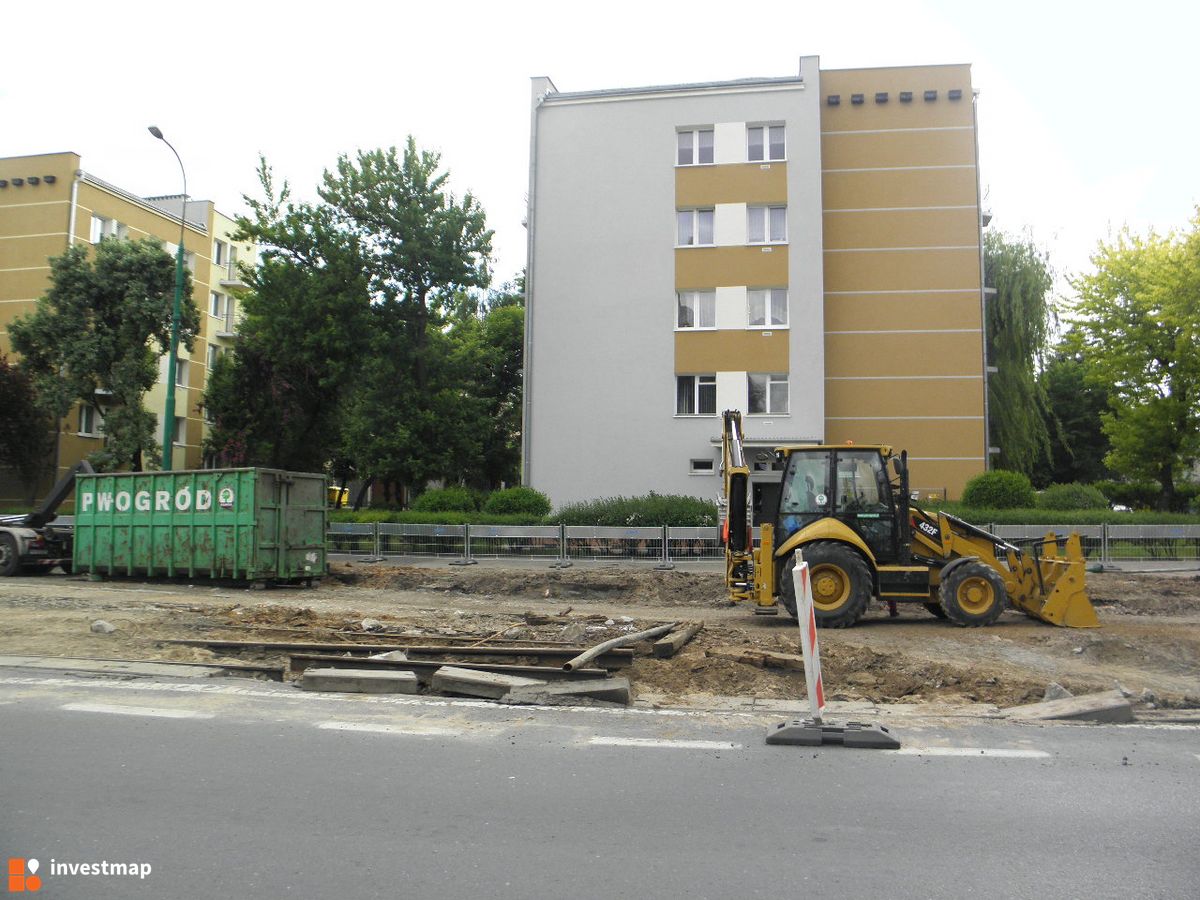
923 601 948 619
780 542 872 628
941 563 1008 626
0 533 18 577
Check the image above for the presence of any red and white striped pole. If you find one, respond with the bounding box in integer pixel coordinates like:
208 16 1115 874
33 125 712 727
792 557 825 723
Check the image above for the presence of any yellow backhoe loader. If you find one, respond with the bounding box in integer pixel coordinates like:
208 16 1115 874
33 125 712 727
721 410 1098 628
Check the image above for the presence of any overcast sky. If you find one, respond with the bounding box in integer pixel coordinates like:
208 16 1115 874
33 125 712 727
4 0 1195 298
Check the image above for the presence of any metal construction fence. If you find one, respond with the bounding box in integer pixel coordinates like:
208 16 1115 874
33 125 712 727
328 521 1200 565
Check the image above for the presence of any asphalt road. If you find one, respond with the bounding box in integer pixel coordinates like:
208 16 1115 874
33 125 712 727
1 673 1197 900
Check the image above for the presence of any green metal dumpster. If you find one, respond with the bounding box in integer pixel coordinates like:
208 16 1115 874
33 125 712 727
73 468 327 582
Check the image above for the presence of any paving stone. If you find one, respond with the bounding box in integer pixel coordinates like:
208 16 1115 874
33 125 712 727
502 677 632 706
429 665 547 700
1004 690 1134 724
301 667 419 694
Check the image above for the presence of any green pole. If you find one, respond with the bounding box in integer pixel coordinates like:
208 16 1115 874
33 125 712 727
149 126 187 471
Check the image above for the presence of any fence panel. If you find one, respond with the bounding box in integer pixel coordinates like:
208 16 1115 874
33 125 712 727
328 522 376 555
376 523 465 558
564 526 663 562
1106 524 1200 562
469 524 561 559
667 526 724 561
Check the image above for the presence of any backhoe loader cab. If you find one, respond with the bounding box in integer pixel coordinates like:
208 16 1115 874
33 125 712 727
720 410 1099 629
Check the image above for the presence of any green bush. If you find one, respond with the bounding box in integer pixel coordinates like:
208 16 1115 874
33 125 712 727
961 470 1036 510
922 501 1200 526
1037 482 1109 511
482 486 551 517
411 486 481 513
328 509 543 526
551 492 717 527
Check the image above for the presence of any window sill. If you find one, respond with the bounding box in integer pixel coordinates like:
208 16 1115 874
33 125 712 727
675 244 715 250
748 158 787 164
675 326 718 332
675 162 716 168
76 432 102 438
673 414 717 418
746 325 789 331
745 413 791 418
747 241 789 248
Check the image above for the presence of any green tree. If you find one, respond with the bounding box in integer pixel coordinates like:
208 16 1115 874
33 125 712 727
9 239 197 471
984 231 1054 477
0 354 53 495
203 159 373 470
1067 215 1200 510
1038 341 1111 486
319 140 494 493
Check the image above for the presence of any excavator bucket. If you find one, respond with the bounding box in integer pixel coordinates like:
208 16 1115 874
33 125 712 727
1011 533 1100 628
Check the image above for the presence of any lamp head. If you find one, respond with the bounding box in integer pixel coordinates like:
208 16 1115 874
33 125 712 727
148 126 164 140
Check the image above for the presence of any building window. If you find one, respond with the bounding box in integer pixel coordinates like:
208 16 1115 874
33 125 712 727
677 209 714 247
748 373 789 415
748 125 786 162
748 206 787 244
676 375 716 416
748 289 788 327
677 129 714 166
206 343 221 370
79 404 105 436
213 239 226 266
173 416 186 445
677 291 715 329
210 291 226 318
90 217 119 244
175 358 189 388
689 458 715 475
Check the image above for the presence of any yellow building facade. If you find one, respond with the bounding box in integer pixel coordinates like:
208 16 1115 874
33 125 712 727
0 151 252 507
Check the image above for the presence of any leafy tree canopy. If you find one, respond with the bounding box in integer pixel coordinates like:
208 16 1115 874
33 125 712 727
9 238 197 471
0 354 53 492
1066 213 1200 509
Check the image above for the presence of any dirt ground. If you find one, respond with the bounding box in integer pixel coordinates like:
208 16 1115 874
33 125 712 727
1 564 1198 709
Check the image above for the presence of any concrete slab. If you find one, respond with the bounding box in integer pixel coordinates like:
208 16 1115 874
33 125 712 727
301 668 420 694
430 665 546 700
0 655 218 679
502 677 632 706
1004 690 1134 724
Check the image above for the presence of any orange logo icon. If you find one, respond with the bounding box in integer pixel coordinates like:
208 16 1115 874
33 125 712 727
7 858 41 893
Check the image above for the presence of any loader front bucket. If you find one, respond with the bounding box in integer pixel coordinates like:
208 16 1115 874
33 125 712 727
1013 533 1100 628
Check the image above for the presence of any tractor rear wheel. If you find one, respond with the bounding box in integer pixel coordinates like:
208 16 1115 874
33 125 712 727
941 563 1008 627
780 541 873 628
923 601 947 619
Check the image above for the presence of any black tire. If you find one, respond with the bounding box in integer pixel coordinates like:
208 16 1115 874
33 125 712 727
941 562 1008 627
780 541 873 628
923 601 948 619
0 533 19 577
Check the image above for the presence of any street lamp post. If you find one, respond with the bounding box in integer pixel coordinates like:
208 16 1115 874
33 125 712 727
148 125 187 471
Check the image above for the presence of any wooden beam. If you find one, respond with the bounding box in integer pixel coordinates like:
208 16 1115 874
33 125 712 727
287 654 610 682
653 622 704 659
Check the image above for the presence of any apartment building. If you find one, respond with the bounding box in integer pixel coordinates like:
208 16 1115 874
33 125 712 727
0 151 253 505
524 58 988 511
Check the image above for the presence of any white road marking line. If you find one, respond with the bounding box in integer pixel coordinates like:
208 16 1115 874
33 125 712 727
589 737 742 750
60 702 214 720
893 747 1050 759
316 721 462 737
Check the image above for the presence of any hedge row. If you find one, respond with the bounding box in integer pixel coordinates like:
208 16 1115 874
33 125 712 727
926 502 1200 526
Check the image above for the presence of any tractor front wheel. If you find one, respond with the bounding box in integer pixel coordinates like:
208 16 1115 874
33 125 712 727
941 563 1008 627
780 541 873 628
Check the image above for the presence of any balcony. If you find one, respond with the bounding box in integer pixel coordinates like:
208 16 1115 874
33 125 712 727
218 260 247 289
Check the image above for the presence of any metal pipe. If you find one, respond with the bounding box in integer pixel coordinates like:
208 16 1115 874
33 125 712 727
562 622 677 671
148 126 187 470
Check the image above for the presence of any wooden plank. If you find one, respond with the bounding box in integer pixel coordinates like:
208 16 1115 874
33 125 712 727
287 654 610 682
653 622 704 659
705 647 804 670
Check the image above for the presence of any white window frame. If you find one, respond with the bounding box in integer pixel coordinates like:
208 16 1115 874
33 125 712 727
676 374 717 417
747 124 786 162
173 416 186 446
213 239 226 266
677 209 715 247
747 288 789 328
79 404 105 437
676 128 714 166
210 290 226 319
747 373 789 415
676 291 716 330
747 206 787 245
90 215 112 243
689 458 716 475
206 343 221 370
175 358 189 388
